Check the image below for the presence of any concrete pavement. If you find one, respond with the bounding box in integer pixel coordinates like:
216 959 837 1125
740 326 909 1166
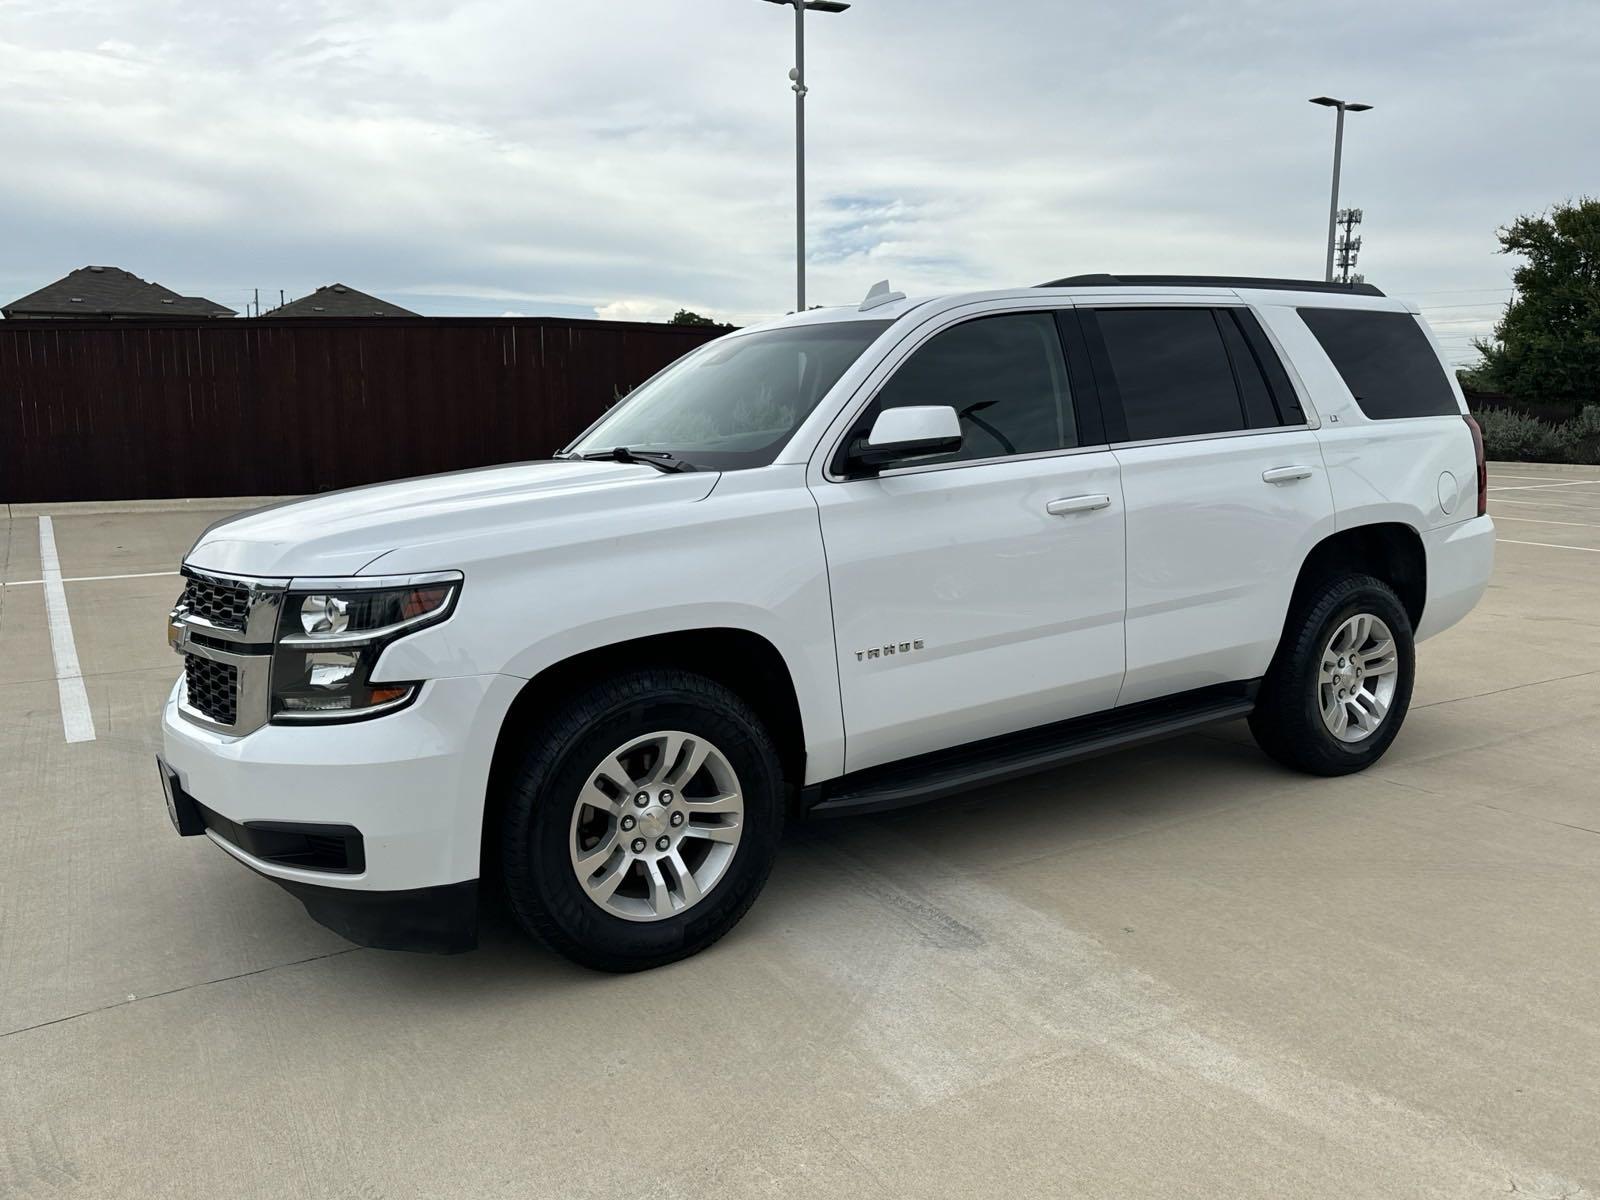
2 466 1598 1199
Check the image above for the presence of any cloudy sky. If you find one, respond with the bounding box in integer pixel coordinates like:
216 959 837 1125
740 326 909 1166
2 0 1596 363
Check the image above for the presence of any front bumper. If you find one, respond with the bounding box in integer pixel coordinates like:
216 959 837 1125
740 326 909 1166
161 670 524 951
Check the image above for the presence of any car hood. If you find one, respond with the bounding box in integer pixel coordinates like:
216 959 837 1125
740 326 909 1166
185 459 719 578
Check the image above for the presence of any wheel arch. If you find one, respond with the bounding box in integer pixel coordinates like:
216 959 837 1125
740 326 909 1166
483 628 809 880
1286 522 1427 639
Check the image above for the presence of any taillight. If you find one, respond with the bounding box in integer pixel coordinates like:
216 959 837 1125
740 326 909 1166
1463 414 1487 517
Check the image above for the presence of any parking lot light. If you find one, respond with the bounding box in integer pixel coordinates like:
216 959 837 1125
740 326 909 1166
760 0 852 312
1309 96 1374 282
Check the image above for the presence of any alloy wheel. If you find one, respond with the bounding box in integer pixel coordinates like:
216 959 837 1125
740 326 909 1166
568 730 744 922
1318 612 1400 743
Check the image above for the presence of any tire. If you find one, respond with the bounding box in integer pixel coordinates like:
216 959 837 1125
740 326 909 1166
1249 573 1415 776
500 667 785 972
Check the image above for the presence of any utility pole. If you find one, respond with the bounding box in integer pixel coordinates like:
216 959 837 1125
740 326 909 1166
1309 96 1372 282
761 0 851 313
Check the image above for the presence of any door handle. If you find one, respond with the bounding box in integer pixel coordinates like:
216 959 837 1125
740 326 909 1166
1046 494 1112 516
1262 466 1314 484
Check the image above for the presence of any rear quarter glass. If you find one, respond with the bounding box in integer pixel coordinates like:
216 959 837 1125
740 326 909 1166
1296 308 1458 420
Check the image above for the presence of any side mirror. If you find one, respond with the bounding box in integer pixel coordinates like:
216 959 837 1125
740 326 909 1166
848 405 962 472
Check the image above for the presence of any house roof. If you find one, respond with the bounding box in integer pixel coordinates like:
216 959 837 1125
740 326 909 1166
266 284 419 318
1 266 236 318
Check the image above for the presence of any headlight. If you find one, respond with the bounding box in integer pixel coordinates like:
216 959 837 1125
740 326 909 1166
270 572 461 723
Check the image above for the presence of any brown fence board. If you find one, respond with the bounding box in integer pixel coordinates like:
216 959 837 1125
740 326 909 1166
0 317 721 502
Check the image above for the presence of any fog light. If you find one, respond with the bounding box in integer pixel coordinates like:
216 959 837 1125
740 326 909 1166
281 693 354 712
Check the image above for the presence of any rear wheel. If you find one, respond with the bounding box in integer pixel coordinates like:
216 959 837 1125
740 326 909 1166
500 668 784 971
1249 574 1415 776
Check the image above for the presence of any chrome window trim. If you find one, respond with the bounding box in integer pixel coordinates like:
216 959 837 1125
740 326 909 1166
1108 423 1315 453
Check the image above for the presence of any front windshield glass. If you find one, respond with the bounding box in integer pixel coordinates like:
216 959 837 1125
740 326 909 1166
568 320 892 470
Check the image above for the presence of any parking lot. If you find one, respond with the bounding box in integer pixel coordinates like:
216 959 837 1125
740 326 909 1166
2 464 1598 1199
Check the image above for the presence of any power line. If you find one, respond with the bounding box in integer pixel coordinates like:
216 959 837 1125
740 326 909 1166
1401 286 1514 296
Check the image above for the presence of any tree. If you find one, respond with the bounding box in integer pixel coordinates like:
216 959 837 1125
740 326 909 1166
1471 197 1600 415
668 309 718 327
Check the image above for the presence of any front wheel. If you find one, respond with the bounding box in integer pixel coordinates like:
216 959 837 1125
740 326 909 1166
500 668 785 972
1249 574 1416 776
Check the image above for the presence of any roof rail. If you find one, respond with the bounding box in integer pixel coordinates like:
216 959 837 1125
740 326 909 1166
1036 273 1385 298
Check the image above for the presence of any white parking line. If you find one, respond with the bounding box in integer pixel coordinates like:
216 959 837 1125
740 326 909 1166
0 570 178 588
1498 537 1600 555
1488 472 1600 483
1487 480 1600 492
1490 496 1600 510
1492 515 1600 530
37 516 96 743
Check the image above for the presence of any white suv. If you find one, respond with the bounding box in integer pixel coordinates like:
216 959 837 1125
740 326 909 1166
160 274 1494 970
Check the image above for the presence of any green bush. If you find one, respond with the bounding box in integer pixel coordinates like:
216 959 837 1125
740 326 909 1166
1555 405 1600 463
1475 405 1600 464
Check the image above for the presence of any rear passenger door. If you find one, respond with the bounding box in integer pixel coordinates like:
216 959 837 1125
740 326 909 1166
1082 303 1337 705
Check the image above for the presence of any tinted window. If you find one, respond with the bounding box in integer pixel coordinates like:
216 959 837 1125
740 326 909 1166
1298 308 1458 419
872 312 1076 462
571 320 891 470
1094 308 1244 440
1236 308 1304 424
1216 308 1281 428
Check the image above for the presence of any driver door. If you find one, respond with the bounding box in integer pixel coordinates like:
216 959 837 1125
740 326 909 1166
811 308 1127 774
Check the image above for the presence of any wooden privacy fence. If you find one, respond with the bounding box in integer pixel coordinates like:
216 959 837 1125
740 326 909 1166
0 317 724 502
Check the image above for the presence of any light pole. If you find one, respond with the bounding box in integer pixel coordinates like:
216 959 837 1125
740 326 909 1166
1309 96 1372 283
762 0 851 312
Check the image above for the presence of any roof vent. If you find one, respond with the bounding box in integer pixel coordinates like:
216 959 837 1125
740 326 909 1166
70 297 83 303
332 285 347 293
858 279 905 312
88 266 105 274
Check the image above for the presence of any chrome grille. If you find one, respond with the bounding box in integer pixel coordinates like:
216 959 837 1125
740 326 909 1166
184 654 239 726
179 574 251 631
171 570 283 736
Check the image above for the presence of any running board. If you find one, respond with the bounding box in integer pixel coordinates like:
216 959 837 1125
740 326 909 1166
805 682 1258 818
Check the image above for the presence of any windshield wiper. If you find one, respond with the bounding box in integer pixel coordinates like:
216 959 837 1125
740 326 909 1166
574 447 698 473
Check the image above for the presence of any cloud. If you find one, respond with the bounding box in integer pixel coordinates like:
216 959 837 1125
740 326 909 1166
594 299 685 324
2 0 1596 363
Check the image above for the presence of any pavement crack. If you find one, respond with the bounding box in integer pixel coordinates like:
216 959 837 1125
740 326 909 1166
1478 802 1600 838
0 946 364 1041
1416 667 1600 710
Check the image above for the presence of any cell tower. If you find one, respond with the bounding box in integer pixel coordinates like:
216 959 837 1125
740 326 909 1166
1336 207 1364 284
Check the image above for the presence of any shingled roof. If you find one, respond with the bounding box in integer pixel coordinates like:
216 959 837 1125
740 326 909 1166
266 284 419 318
2 266 236 319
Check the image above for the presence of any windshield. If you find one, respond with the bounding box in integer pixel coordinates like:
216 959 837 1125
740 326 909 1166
567 320 892 470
